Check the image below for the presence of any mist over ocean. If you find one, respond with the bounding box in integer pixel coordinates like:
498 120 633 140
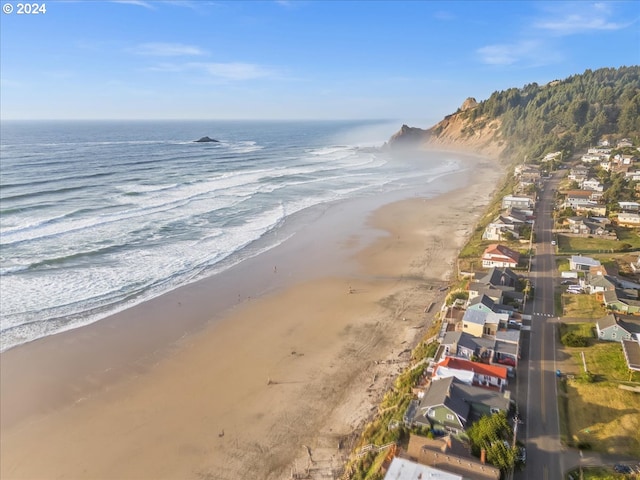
0 120 462 351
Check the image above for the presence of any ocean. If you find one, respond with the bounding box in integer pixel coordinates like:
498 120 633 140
0 120 463 352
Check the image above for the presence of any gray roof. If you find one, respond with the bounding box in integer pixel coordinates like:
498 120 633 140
496 329 521 344
617 316 640 334
589 275 615 289
468 294 496 310
494 340 518 357
419 377 470 422
622 340 640 371
571 255 601 267
478 267 520 288
457 332 495 352
468 282 504 299
597 313 618 329
441 331 462 346
463 309 490 326
451 380 511 412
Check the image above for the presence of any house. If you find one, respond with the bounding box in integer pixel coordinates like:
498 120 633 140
440 331 495 363
482 217 521 241
586 273 616 294
493 329 521 368
619 202 640 213
467 282 504 304
602 289 640 314
625 171 640 181
481 244 520 268
569 165 590 178
582 178 604 192
469 267 523 306
477 267 520 288
383 457 463 480
617 138 633 148
569 255 601 271
621 338 640 372
406 377 511 434
543 151 562 161
404 435 501 480
501 195 533 210
467 294 514 316
575 204 607 216
617 212 640 226
596 314 640 341
566 217 608 236
564 190 595 207
435 356 508 391
581 153 602 163
461 309 508 338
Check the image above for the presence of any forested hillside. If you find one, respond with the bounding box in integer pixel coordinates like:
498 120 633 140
395 66 640 163
464 66 640 161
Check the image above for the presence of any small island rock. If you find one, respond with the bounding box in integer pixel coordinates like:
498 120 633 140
194 136 220 143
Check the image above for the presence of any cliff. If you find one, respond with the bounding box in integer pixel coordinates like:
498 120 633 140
388 97 506 158
389 66 640 163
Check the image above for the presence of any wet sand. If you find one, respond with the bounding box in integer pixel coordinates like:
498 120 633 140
0 152 504 479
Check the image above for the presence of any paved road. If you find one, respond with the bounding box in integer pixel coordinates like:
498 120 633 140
515 172 565 480
513 171 640 479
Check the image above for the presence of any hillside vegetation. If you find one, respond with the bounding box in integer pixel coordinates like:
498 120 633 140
392 66 640 163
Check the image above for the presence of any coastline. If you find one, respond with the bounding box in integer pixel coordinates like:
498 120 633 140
0 150 505 479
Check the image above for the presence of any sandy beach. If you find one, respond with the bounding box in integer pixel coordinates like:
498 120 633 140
0 151 504 480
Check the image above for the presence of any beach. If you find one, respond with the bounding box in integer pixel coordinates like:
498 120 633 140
0 152 504 480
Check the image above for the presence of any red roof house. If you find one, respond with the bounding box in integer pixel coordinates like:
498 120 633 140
481 244 520 268
435 356 508 391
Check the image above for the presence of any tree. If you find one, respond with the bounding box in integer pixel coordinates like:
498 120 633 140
467 412 518 472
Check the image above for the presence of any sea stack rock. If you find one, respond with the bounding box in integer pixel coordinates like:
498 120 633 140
387 124 428 148
194 136 219 143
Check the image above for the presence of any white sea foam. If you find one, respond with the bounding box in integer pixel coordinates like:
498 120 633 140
0 120 466 352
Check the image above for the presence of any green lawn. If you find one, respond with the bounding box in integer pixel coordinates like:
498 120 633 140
566 466 633 479
558 228 640 254
560 340 640 457
559 322 596 342
570 341 640 383
562 293 607 318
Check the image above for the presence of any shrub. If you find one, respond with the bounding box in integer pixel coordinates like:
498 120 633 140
561 332 589 347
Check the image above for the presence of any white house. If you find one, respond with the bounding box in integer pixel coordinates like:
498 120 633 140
570 255 601 271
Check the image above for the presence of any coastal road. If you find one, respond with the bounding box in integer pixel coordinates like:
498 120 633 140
515 171 565 480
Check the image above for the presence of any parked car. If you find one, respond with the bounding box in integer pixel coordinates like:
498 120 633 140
614 464 632 474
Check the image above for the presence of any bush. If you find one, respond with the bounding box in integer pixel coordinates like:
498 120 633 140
561 332 589 347
576 371 596 383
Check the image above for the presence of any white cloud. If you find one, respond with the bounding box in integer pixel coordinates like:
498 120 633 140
131 42 207 56
145 61 278 81
190 62 275 80
535 15 628 34
477 41 532 66
533 3 631 35
112 0 155 9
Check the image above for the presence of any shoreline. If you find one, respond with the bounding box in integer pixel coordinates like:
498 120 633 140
0 150 505 479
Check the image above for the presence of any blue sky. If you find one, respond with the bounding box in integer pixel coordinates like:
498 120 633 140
1 0 638 124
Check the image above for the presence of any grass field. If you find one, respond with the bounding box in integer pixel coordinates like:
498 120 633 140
562 293 607 318
559 322 597 342
561 340 640 457
566 466 637 479
558 228 640 254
